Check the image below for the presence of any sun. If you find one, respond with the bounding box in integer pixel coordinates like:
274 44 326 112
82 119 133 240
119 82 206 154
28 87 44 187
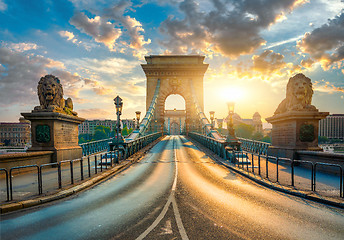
219 86 246 102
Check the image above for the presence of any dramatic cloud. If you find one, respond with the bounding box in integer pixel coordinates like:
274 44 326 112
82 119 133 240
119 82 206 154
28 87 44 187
298 12 344 69
0 47 110 109
77 108 113 119
0 0 7 12
2 42 39 52
313 79 344 94
104 1 151 50
0 47 65 107
300 58 315 69
64 57 139 76
59 30 76 42
159 0 306 58
70 12 122 51
69 1 150 57
252 50 287 75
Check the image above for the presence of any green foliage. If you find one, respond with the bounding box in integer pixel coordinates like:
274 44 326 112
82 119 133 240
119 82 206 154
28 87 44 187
122 126 129 136
95 125 111 136
79 137 86 144
234 123 255 139
252 131 264 141
318 136 329 144
261 135 271 143
94 129 107 140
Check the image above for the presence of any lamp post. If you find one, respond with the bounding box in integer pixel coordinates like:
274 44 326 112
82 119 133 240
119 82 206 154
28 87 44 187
226 102 235 138
225 101 240 152
209 111 215 129
112 95 125 163
135 111 141 130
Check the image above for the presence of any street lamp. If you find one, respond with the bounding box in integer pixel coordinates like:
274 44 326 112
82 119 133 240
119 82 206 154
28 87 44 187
111 95 126 163
135 111 141 130
209 111 215 129
226 102 235 137
225 101 240 152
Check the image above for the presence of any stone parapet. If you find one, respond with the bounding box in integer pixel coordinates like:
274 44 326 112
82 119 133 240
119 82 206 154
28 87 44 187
266 111 329 158
21 112 85 162
0 151 53 171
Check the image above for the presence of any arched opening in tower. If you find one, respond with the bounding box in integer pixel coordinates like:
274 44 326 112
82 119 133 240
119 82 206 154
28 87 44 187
164 94 186 135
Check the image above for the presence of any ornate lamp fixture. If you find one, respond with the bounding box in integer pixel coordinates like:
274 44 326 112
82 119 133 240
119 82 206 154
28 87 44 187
135 111 141 129
209 111 215 129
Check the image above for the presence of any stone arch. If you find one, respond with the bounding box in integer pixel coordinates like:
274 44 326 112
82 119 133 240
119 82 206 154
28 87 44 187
141 55 208 134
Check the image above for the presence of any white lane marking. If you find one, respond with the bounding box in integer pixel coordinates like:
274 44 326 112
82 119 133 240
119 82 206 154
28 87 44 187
173 137 189 240
136 196 172 240
136 136 189 240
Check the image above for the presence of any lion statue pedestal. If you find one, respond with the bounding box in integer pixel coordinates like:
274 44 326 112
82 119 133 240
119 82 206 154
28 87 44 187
266 74 329 159
21 75 85 163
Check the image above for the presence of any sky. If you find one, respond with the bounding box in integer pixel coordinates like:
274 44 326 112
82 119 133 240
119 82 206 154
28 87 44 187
0 0 343 124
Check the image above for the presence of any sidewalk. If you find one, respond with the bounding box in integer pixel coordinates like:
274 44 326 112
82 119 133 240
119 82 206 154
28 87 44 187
0 137 162 214
190 138 344 209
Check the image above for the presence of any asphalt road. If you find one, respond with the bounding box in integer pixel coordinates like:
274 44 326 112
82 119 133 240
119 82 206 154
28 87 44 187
1 136 344 240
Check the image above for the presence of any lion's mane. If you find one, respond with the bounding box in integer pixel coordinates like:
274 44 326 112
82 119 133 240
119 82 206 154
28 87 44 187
35 75 77 116
274 73 317 115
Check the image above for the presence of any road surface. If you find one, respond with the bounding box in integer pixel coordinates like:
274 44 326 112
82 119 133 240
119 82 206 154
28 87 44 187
1 136 343 239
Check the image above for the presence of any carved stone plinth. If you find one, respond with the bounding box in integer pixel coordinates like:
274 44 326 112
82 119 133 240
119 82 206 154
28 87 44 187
266 111 329 159
21 112 85 163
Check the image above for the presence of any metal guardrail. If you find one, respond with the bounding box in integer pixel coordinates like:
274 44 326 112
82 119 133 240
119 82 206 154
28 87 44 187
189 133 344 198
1 132 163 202
125 132 162 159
238 137 270 155
0 168 9 201
80 138 112 156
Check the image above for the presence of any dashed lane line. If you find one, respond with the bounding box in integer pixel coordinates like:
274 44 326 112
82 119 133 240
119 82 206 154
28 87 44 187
136 136 189 240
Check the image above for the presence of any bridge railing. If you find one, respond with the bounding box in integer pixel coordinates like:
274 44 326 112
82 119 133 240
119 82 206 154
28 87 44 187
237 137 270 155
80 138 112 156
188 132 229 159
124 132 162 159
189 133 344 199
0 133 163 203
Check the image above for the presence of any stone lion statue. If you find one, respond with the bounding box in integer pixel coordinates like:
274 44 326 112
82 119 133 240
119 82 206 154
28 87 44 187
274 73 317 115
34 74 77 116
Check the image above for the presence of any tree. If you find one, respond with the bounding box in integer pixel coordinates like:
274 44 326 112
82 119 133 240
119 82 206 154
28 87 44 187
122 126 129 136
94 129 107 140
79 137 86 144
234 123 254 139
318 136 328 144
252 131 263 141
261 135 271 143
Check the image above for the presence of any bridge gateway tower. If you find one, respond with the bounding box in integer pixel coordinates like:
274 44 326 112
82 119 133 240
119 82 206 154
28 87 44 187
141 55 208 134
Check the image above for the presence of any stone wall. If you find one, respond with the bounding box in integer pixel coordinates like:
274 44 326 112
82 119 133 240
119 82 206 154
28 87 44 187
296 150 344 174
0 151 53 171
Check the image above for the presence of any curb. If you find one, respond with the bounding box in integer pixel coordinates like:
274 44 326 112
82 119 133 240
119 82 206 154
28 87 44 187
0 164 130 214
0 137 163 215
188 137 344 209
219 160 344 209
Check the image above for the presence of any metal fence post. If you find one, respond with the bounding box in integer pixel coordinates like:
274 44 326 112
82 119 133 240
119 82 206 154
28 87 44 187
70 160 74 184
80 158 84 181
291 160 294 187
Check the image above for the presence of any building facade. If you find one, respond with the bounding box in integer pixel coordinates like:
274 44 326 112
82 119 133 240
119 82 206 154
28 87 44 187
319 114 344 140
223 112 263 133
0 118 31 146
164 109 186 135
78 119 135 135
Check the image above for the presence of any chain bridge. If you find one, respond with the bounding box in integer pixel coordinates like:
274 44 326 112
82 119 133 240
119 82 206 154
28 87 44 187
1 55 343 240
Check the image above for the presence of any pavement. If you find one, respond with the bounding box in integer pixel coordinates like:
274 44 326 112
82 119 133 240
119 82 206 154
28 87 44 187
1 135 343 215
190 139 344 209
0 137 162 214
